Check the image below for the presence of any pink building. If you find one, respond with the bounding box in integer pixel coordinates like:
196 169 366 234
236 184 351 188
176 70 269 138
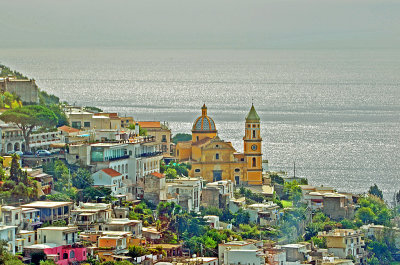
44 245 87 265
25 244 87 265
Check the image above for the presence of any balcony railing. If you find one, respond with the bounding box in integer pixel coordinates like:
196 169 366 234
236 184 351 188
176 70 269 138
136 151 162 158
107 155 130 161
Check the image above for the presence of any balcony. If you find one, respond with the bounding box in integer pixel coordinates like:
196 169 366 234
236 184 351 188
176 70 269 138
108 154 130 161
136 151 162 158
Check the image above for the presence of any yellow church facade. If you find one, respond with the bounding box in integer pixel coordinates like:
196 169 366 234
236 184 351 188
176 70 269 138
175 104 263 185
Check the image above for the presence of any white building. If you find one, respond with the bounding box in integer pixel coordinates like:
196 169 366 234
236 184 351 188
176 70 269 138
66 135 163 200
92 168 124 196
0 225 17 254
166 177 202 212
0 124 62 153
16 230 36 253
37 227 79 245
218 241 261 265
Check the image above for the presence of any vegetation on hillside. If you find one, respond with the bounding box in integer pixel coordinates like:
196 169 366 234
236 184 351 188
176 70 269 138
172 133 191 144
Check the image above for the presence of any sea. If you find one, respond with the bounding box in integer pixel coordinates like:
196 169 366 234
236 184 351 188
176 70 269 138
0 48 399 201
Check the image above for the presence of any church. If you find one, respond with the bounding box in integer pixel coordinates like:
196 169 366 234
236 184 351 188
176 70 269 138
176 104 263 185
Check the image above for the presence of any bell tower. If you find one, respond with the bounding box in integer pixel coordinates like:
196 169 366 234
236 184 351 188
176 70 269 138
243 104 262 185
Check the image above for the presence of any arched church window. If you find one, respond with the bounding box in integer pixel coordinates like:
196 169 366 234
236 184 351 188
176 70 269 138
252 130 256 138
252 158 256 167
215 153 220 160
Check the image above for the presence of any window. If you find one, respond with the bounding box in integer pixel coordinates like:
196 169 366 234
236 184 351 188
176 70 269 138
71 121 81 129
253 130 256 138
44 235 47 243
84 122 91 127
241 158 244 161
70 250 75 258
28 236 31 242
235 168 240 172
63 253 68 260
196 136 199 141
216 145 219 148
15 213 18 220
162 135 167 142
195 169 201 173
252 157 256 167
215 153 219 160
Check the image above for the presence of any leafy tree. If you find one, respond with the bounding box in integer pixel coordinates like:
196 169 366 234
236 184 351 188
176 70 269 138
127 124 147 136
31 252 47 265
311 236 327 248
165 168 177 179
72 168 93 189
84 106 103 113
0 240 24 265
283 181 302 204
201 207 222 217
239 224 260 239
0 105 58 151
39 90 60 105
48 104 69 127
270 173 284 185
40 260 57 265
46 193 72 202
79 186 112 202
10 154 20 182
340 219 357 229
357 207 376 224
367 240 393 264
166 162 190 177
128 245 149 258
234 209 250 226
368 184 383 199
53 160 70 191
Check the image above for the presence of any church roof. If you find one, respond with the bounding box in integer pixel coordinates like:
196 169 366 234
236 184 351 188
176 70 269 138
192 104 217 132
192 137 212 146
246 104 260 122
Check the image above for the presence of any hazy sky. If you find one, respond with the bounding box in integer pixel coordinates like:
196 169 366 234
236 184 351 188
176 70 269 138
0 0 399 49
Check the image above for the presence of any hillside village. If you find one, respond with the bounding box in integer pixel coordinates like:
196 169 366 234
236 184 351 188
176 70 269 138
1 65 400 265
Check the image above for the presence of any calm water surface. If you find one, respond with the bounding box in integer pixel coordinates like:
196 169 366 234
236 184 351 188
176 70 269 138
0 48 399 200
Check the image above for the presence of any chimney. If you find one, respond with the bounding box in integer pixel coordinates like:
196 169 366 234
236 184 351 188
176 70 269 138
135 123 140 136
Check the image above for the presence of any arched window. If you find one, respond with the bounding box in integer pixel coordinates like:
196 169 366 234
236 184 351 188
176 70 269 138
215 153 220 160
235 168 240 172
63 253 68 260
252 158 256 167
70 250 75 259
252 130 256 138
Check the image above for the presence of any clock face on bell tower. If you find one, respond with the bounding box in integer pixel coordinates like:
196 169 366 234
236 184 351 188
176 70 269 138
243 104 262 185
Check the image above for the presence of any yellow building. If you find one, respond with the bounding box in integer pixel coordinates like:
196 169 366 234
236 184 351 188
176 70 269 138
176 104 263 185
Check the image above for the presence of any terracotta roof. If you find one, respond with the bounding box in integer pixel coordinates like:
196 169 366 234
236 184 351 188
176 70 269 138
58 125 79 133
151 172 165 179
94 112 119 118
192 137 211 146
101 168 122 177
137 121 161 128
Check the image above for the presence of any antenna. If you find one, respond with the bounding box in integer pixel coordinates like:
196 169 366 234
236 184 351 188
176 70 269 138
294 161 296 178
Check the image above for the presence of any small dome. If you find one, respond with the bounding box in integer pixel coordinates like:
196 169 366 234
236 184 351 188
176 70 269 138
192 104 217 132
